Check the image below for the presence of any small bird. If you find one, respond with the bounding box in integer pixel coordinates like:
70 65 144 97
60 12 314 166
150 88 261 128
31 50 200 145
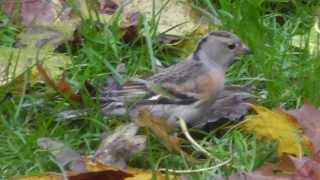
102 31 251 126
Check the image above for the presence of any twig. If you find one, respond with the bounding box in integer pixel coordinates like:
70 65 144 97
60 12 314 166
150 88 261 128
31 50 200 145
159 159 231 173
178 118 212 158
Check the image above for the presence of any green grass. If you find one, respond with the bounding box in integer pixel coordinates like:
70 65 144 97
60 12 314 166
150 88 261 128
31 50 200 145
0 0 319 179
0 10 17 47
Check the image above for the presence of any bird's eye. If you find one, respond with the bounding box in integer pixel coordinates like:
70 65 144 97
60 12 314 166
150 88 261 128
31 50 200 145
227 43 236 49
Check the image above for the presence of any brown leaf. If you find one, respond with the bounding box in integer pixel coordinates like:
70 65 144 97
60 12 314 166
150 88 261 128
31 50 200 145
85 161 174 180
94 123 146 169
288 102 320 151
2 0 69 26
222 152 320 180
289 151 320 180
36 64 82 102
137 109 183 153
121 12 142 42
68 170 132 180
13 156 176 180
57 78 82 102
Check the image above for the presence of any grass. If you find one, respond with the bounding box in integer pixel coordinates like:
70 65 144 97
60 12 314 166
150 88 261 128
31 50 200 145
0 0 319 179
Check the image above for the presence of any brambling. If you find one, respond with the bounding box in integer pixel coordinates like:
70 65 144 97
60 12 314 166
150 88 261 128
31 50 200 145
102 31 251 126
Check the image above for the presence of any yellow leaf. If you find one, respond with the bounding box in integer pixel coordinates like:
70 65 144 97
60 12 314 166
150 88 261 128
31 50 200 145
0 48 71 86
11 174 63 180
13 160 177 180
85 160 176 180
240 105 314 156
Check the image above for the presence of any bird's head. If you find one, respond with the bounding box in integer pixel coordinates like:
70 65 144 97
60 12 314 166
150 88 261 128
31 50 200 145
192 31 251 68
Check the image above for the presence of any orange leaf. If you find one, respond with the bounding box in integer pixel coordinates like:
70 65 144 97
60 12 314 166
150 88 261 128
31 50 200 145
137 109 183 153
57 78 82 102
36 64 81 102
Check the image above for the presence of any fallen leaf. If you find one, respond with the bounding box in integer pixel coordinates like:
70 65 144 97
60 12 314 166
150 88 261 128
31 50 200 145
137 109 183 153
36 64 81 102
98 0 119 14
56 77 82 102
13 159 174 180
2 0 66 26
16 19 80 50
240 105 313 156
0 1 78 88
37 137 86 173
78 0 211 47
289 152 320 179
0 48 71 86
124 0 207 36
11 174 63 180
68 170 133 180
85 161 175 180
288 102 320 151
94 123 146 169
219 170 290 180
121 12 142 42
222 151 320 180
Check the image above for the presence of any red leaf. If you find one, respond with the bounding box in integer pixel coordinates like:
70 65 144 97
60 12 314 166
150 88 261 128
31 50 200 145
69 170 132 180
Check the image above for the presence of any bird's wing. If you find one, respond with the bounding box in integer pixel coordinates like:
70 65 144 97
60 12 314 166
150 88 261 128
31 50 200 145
149 60 222 102
104 60 206 107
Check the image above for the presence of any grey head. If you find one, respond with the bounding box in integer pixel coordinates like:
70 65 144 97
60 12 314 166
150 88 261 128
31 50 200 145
192 31 251 68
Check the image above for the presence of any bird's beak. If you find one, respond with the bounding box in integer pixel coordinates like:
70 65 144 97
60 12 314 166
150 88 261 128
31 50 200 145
240 45 252 55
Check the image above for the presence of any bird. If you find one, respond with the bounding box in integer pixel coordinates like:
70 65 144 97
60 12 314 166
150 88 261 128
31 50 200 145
101 31 251 126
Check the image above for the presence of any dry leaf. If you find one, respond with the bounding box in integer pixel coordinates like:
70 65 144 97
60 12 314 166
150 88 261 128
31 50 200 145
289 152 320 179
94 123 146 169
137 109 183 153
11 174 63 180
85 161 174 180
98 0 119 14
2 0 66 26
68 170 133 180
0 48 71 86
16 19 79 50
124 0 208 36
223 152 320 180
240 105 313 156
288 102 320 151
14 159 174 180
36 64 81 102
56 78 82 102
